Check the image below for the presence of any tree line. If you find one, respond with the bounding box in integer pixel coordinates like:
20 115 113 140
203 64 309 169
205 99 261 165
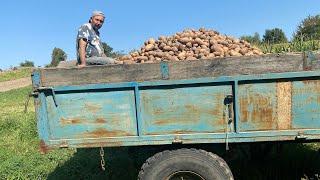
241 14 320 44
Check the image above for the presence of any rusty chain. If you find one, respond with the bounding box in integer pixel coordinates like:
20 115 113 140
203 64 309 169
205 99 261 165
100 147 106 171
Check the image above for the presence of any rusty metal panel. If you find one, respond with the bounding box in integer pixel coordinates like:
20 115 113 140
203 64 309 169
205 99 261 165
139 85 232 135
239 81 293 131
46 89 137 139
292 79 320 129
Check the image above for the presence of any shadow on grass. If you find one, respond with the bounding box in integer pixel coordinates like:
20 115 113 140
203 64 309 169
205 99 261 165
46 147 135 180
47 146 161 180
47 143 320 180
226 142 320 180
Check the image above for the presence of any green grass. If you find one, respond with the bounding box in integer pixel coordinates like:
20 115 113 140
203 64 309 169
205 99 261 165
0 87 138 179
0 68 32 82
0 87 320 179
0 87 75 179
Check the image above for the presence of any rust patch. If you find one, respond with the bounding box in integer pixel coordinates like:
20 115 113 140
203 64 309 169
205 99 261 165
39 140 50 154
84 103 102 113
153 118 195 125
60 117 82 125
171 130 212 134
59 141 69 148
82 128 133 138
240 90 276 130
95 118 107 123
154 119 173 125
143 91 229 130
240 97 248 122
299 80 320 94
146 130 215 135
78 141 124 148
295 80 320 104
276 82 292 130
34 99 40 107
60 117 108 125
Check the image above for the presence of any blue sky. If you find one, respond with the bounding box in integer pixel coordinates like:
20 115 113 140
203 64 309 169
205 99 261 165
0 0 319 69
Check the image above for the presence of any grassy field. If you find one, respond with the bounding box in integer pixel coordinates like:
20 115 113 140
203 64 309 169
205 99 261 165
0 68 33 82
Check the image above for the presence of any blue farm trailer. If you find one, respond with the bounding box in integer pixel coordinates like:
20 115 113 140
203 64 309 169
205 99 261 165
32 52 320 179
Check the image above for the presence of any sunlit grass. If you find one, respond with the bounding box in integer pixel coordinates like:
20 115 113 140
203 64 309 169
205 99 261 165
0 68 32 82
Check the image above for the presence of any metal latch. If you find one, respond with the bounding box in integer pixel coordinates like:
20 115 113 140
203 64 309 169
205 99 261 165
224 95 233 150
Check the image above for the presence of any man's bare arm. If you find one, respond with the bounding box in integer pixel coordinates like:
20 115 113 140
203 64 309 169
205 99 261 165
78 38 87 66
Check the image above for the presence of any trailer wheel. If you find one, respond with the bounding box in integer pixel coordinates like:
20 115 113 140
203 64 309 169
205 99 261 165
138 148 234 180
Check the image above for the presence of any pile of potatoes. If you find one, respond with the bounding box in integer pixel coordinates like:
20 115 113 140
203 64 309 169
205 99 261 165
119 28 263 64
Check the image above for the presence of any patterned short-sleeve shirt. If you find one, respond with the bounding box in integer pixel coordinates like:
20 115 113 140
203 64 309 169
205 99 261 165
76 23 104 63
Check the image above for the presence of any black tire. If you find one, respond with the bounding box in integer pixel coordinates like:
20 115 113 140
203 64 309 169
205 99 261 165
138 148 234 180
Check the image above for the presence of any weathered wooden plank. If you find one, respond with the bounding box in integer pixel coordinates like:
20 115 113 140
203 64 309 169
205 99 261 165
41 63 163 86
39 53 320 87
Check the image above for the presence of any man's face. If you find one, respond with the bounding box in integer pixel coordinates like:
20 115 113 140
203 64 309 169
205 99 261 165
91 15 105 30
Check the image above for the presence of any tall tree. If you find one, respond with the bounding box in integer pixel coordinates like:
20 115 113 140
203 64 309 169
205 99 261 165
240 32 261 44
50 48 67 67
293 15 320 40
262 28 288 44
102 42 124 58
102 42 114 57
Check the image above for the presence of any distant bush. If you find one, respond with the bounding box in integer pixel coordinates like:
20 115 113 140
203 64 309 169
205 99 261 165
240 32 261 45
19 60 34 67
262 28 288 44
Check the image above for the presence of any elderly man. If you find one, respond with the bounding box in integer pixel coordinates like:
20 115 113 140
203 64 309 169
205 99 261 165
76 11 118 67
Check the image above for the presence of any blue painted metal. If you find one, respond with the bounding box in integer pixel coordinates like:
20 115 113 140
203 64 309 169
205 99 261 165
307 51 317 63
31 70 41 88
292 80 320 129
32 69 320 149
45 89 137 139
46 129 320 148
37 92 50 142
160 61 169 79
239 82 278 131
134 84 143 136
139 85 232 135
234 80 240 133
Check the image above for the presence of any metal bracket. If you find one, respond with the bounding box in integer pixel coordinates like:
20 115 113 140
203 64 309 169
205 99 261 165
34 87 58 107
296 132 307 140
172 136 183 144
303 51 317 70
